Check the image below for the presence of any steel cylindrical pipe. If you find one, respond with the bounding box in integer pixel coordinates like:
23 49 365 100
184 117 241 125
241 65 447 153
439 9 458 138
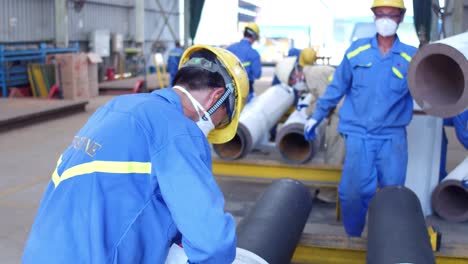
432 157 468 222
236 179 313 264
213 85 295 160
408 32 468 117
367 186 435 264
275 109 317 164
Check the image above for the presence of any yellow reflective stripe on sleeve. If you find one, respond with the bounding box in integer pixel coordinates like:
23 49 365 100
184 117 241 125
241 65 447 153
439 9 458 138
328 74 333 83
242 61 251 67
392 67 404 79
400 52 412 62
51 155 63 187
52 160 152 187
346 44 371 59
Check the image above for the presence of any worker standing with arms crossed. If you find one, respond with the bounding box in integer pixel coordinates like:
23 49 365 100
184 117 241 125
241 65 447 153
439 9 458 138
22 45 248 263
304 0 417 237
227 22 262 103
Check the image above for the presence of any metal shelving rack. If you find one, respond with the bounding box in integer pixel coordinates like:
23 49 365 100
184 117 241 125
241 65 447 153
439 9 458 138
0 42 79 97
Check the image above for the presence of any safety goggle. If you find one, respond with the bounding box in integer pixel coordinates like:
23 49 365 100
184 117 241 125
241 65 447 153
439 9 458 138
182 57 236 128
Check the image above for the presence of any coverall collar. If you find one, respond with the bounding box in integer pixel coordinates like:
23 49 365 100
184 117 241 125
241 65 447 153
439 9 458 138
371 33 403 55
151 88 184 113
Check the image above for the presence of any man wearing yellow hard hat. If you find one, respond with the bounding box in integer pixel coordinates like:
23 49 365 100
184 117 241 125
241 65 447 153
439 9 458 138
303 0 418 237
22 45 249 263
227 22 262 103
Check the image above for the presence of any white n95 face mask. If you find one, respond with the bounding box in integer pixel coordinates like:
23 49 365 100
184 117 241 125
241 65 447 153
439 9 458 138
375 18 398 37
173 86 215 137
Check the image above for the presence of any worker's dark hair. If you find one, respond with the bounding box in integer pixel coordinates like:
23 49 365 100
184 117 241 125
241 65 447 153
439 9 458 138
173 66 225 91
173 49 225 90
175 41 181 47
244 28 256 39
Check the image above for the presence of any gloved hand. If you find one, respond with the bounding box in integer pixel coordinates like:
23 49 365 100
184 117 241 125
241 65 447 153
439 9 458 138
304 118 319 141
296 93 312 111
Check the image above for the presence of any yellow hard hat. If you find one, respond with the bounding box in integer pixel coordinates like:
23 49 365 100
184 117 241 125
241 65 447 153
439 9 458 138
245 22 260 40
275 56 298 85
179 45 249 144
371 0 406 11
298 48 317 67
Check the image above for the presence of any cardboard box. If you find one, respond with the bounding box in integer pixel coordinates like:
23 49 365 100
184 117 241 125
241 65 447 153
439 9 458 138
87 53 102 97
46 53 90 100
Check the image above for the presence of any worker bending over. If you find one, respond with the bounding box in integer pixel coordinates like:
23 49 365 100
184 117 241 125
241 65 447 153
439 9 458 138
22 45 248 263
304 0 417 237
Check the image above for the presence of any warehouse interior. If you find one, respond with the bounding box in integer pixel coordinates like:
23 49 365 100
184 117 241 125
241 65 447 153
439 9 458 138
0 0 467 263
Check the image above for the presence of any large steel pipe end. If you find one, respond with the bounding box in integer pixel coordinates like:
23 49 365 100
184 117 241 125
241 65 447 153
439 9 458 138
236 178 313 264
432 179 468 222
213 123 252 160
367 186 435 264
275 123 315 164
408 34 468 117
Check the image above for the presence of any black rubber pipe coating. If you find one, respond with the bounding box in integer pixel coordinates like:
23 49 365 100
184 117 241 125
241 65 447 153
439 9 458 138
367 186 435 264
236 178 313 264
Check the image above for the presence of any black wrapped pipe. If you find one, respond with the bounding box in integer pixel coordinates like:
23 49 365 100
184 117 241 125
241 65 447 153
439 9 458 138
367 186 435 264
236 179 313 264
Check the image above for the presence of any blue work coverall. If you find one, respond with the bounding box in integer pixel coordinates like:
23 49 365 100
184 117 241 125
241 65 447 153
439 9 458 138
22 88 237 263
227 39 262 101
440 109 468 179
312 35 417 236
167 47 184 85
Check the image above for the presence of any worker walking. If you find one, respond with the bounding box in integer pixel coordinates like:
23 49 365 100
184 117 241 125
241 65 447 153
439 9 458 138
304 0 417 237
22 45 249 263
227 22 262 103
167 41 184 86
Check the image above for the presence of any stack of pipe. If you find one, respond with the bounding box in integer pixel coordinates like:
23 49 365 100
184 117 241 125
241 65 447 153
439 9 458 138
407 32 468 222
213 84 295 160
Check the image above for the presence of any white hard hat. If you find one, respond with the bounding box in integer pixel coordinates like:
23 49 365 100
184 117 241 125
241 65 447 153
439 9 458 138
275 56 297 85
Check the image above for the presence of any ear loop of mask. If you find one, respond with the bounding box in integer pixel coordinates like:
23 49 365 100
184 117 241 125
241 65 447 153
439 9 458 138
173 85 214 124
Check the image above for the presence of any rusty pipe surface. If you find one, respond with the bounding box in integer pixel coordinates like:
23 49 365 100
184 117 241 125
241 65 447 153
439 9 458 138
431 156 468 222
408 32 468 117
213 84 295 160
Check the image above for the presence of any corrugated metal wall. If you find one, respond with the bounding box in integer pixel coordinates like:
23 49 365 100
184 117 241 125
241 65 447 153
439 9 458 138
0 0 181 45
0 0 55 42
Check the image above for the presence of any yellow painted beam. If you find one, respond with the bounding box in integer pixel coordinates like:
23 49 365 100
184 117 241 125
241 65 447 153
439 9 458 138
292 245 468 264
212 159 342 186
292 245 365 264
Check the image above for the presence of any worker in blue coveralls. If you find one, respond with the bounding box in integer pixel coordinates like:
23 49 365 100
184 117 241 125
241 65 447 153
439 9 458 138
167 41 184 86
227 22 262 103
440 109 468 180
22 45 249 263
303 0 417 237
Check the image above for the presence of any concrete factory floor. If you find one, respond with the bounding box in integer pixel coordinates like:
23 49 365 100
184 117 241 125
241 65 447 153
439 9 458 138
0 67 467 263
